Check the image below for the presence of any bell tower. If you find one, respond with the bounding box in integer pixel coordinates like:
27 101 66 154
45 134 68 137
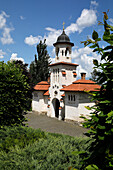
53 25 74 63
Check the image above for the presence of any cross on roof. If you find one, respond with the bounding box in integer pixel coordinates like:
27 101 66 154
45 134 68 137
63 22 65 30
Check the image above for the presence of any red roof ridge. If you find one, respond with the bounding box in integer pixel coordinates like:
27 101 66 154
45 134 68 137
73 79 96 84
37 81 49 85
49 61 79 67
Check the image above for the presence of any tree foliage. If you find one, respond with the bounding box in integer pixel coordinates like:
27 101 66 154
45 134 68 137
0 61 32 127
81 11 113 169
29 40 50 86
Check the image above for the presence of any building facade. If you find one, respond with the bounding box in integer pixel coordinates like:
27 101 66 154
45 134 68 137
32 29 100 122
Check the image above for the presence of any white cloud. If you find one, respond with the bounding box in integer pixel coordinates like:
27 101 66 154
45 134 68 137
20 16 25 20
10 53 24 63
1 27 14 44
109 18 113 24
24 35 42 46
91 1 98 7
0 49 6 58
76 9 97 32
72 46 101 78
0 11 14 45
44 28 61 46
0 11 9 29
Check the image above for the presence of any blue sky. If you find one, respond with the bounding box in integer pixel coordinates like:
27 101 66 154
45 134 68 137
0 0 113 78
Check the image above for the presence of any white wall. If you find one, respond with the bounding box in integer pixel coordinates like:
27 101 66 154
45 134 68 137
65 92 95 122
32 91 48 113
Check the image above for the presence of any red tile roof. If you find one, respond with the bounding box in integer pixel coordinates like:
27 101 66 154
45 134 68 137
44 90 49 96
37 81 49 85
61 93 65 97
60 79 101 92
49 61 79 67
34 81 50 91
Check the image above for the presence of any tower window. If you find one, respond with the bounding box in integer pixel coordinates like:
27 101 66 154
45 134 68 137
62 50 64 56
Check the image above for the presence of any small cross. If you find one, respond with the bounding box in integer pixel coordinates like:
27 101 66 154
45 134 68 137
63 22 65 30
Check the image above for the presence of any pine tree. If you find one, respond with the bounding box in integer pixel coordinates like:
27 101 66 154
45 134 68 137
30 40 50 86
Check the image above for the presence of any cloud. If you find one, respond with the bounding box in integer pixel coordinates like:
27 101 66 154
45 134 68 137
1 27 14 44
0 49 6 58
20 16 25 20
66 9 97 34
72 46 101 78
24 35 42 46
109 18 113 24
10 53 24 63
0 11 14 45
90 1 98 7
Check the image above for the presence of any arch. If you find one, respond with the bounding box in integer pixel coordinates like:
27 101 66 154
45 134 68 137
52 98 60 118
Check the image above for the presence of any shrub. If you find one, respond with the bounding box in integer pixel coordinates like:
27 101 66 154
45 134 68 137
0 61 32 127
0 126 46 152
0 126 89 169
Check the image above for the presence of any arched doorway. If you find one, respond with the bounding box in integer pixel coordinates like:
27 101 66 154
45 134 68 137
52 98 60 118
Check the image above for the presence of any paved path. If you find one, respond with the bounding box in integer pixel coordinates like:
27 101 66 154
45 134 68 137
25 112 87 137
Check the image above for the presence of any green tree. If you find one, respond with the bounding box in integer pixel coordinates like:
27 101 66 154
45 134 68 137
90 69 99 82
0 61 31 127
30 40 50 86
13 60 32 108
80 12 113 169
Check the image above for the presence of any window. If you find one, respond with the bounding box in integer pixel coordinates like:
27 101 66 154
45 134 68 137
68 94 76 102
73 95 75 101
62 50 64 56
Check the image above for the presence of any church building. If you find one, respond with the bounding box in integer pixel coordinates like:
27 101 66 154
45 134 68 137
32 27 100 123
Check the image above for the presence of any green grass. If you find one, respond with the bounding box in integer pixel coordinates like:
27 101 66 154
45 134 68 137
0 126 89 170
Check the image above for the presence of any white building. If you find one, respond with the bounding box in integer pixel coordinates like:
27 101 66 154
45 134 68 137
32 29 100 122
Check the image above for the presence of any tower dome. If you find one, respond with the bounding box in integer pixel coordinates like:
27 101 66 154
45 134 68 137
53 30 74 47
57 30 70 43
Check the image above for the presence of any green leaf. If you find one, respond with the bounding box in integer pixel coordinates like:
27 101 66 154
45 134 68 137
98 136 104 140
107 111 113 117
92 31 98 40
93 59 98 66
85 164 99 170
97 124 106 130
103 45 113 50
100 100 111 104
85 106 92 110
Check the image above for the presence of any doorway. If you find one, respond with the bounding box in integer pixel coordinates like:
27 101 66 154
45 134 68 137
52 98 60 118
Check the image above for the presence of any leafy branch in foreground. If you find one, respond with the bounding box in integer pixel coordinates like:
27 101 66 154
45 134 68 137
80 11 113 169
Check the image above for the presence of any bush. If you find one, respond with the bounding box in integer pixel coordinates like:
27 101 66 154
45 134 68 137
0 61 32 127
0 126 89 169
0 126 46 152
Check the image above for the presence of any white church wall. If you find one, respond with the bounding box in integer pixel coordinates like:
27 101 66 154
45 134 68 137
32 91 48 113
65 92 95 122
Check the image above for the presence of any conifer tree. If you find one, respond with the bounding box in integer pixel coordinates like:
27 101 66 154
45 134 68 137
30 40 50 86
